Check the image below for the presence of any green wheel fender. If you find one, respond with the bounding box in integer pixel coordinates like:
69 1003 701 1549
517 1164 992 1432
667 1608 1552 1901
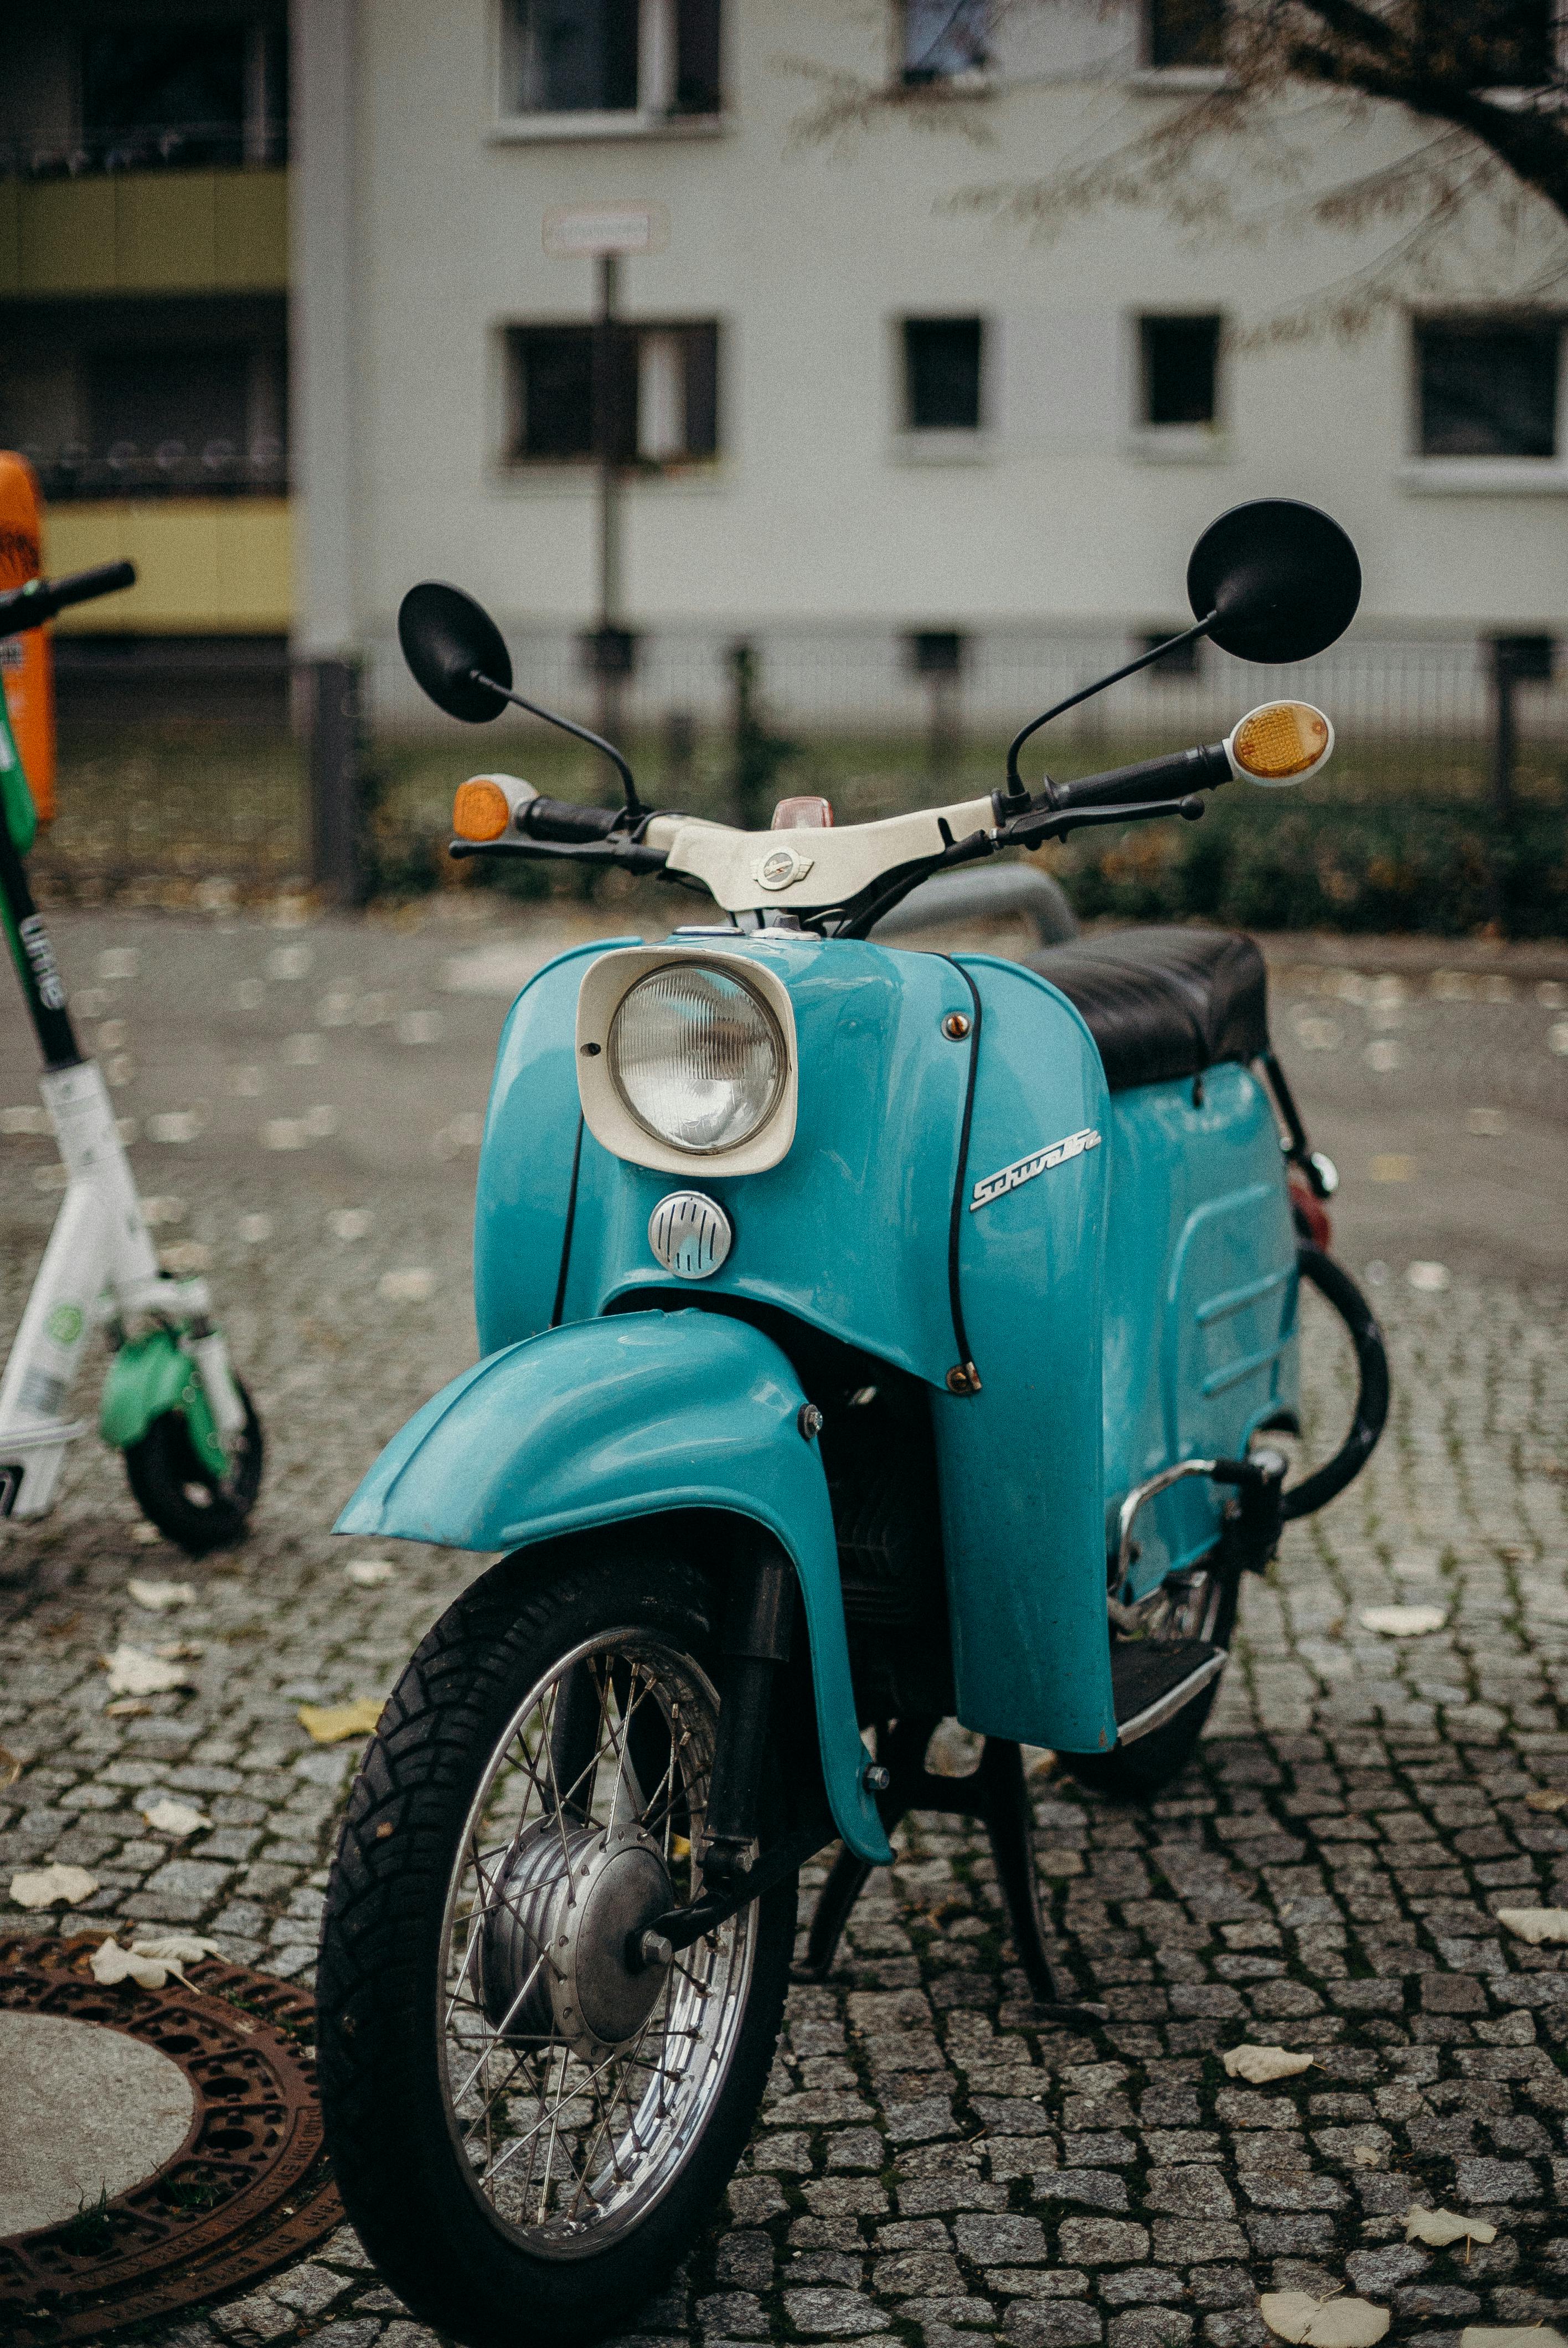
100 1330 227 1477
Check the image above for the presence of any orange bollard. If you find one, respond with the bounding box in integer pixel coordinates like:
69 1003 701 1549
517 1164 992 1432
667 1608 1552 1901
0 453 55 822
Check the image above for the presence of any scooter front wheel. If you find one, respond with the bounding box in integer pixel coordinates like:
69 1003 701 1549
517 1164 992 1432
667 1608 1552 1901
123 1379 264 1557
316 1537 797 2348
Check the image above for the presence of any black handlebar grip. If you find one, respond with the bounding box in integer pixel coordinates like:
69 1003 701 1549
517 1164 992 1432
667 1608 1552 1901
48 560 137 613
1049 742 1230 815
517 796 624 844
0 560 137 642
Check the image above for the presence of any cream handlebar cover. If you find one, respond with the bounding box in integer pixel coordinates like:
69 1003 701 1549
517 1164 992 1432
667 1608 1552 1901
644 797 998 914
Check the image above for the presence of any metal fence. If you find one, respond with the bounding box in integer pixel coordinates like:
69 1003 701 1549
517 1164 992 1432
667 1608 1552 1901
28 621 1567 903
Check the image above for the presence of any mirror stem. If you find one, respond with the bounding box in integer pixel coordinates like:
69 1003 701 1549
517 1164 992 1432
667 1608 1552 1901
471 671 646 823
1002 612 1216 807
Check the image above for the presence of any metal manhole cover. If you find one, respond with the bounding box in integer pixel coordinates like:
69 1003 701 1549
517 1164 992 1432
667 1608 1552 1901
0 1933 342 2344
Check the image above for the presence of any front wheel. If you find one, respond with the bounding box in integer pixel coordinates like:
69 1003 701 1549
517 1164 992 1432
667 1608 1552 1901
316 1538 797 2348
123 1379 263 1557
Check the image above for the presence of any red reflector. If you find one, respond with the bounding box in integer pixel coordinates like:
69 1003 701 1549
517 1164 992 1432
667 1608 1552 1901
770 796 834 830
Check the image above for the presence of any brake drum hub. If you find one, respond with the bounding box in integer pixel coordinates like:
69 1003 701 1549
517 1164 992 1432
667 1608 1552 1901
482 1819 674 2058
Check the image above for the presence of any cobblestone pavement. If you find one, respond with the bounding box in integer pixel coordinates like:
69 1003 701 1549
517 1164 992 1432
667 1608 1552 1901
1 903 1566 2348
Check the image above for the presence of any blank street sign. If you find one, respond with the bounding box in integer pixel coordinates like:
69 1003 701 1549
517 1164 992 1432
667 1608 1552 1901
543 202 669 258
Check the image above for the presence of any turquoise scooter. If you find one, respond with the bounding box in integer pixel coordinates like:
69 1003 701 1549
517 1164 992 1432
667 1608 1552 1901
317 500 1387 2346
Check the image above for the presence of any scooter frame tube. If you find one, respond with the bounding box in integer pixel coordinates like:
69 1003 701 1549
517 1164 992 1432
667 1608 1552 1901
0 701 246 1521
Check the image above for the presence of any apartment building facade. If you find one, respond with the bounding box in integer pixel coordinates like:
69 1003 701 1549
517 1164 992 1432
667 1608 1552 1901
1 1 1563 728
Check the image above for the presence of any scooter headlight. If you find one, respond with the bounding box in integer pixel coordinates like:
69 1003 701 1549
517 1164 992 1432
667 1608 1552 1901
608 965 786 1155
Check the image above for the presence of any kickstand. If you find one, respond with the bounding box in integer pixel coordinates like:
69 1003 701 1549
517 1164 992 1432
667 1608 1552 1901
793 1719 1106 2030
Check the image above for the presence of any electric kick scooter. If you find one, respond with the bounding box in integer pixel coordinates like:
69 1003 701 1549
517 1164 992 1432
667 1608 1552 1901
0 560 263 1553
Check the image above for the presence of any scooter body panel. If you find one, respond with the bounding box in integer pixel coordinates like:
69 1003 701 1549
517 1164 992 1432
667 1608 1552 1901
477 934 976 1386
334 1305 894 1865
1102 1062 1300 1599
472 937 1126 1755
933 955 1117 1752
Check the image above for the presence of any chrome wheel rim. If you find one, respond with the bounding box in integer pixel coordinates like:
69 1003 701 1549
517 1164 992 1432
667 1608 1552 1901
436 1629 755 2257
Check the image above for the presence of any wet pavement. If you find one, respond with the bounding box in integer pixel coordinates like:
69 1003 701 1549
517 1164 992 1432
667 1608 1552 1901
1 900 1565 2348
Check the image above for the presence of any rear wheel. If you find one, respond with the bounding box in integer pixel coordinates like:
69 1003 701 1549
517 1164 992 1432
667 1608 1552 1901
123 1381 263 1557
316 1538 797 2348
1059 1551 1241 1801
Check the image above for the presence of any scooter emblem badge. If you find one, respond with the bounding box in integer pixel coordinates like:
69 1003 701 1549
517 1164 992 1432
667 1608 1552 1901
648 1192 733 1280
969 1126 1101 1212
752 845 813 892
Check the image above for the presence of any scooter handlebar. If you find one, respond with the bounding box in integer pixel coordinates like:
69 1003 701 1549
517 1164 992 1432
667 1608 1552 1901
1042 742 1231 816
516 795 627 845
0 560 137 642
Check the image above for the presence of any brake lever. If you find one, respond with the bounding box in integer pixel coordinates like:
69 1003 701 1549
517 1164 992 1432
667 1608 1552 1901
1003 794 1207 852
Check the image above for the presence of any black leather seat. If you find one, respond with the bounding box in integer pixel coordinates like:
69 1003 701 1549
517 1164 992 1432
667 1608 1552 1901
1024 928 1270 1094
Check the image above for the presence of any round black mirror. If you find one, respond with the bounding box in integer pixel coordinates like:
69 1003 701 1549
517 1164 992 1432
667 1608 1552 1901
397 581 513 722
1187 500 1361 665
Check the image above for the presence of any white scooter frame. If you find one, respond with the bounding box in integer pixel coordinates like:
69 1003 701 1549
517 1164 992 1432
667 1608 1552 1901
0 558 257 1548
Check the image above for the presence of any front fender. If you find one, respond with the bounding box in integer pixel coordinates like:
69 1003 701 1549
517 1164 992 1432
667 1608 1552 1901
100 1329 225 1476
336 1309 892 1865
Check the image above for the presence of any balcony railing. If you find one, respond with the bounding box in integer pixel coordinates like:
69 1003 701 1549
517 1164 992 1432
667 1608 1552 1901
0 121 288 181
17 440 289 502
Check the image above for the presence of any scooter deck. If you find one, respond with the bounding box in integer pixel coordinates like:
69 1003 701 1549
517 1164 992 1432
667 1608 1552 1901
1111 1636 1225 1745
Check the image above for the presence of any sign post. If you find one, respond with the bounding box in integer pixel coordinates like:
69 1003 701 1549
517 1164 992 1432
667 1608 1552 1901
544 202 668 740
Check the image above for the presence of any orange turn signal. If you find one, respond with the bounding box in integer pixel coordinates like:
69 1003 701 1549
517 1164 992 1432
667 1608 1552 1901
453 778 512 841
1227 701 1333 785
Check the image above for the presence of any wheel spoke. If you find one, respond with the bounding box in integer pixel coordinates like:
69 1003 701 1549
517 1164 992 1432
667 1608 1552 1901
437 1626 757 2252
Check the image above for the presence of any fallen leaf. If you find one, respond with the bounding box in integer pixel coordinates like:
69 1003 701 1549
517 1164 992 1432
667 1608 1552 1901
103 1644 195 1696
1223 2045 1316 2083
1461 2332 1568 2348
105 1698 152 1719
1352 2144 1382 2167
127 1578 195 1611
298 1698 382 1745
0 1744 20 1788
1359 1604 1448 1637
1405 2207 1498 2248
10 1861 99 1909
1496 1907 1568 1946
1525 1786 1568 1813
90 1937 180 1989
131 1932 220 1964
1261 2293 1390 2348
141 1796 210 1836
345 1558 394 1588
155 1640 204 1660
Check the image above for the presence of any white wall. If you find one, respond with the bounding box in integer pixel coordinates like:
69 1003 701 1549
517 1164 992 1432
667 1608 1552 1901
341 0 1567 650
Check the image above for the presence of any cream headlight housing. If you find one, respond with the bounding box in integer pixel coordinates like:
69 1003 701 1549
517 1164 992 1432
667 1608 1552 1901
576 946 798 1175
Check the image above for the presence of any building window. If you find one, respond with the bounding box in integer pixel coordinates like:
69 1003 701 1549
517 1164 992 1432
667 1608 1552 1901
508 322 719 464
1416 320 1560 459
79 19 287 171
903 318 984 431
1139 315 1221 426
0 297 288 499
1138 629 1201 675
1144 0 1225 68
502 0 721 117
901 0 990 84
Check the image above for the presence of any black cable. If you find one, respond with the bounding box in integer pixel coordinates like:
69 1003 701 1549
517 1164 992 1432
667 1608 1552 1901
940 960 984 1389
550 1116 586 1329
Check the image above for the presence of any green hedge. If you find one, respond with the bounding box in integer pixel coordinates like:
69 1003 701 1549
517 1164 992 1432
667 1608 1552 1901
1055 797 1568 938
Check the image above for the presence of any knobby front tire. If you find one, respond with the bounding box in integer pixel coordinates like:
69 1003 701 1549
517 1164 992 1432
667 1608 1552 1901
315 1537 797 2348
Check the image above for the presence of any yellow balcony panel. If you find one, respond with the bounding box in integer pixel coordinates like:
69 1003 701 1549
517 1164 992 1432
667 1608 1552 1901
117 173 218 290
11 169 287 297
215 168 288 289
0 182 20 297
20 178 116 295
45 500 292 634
